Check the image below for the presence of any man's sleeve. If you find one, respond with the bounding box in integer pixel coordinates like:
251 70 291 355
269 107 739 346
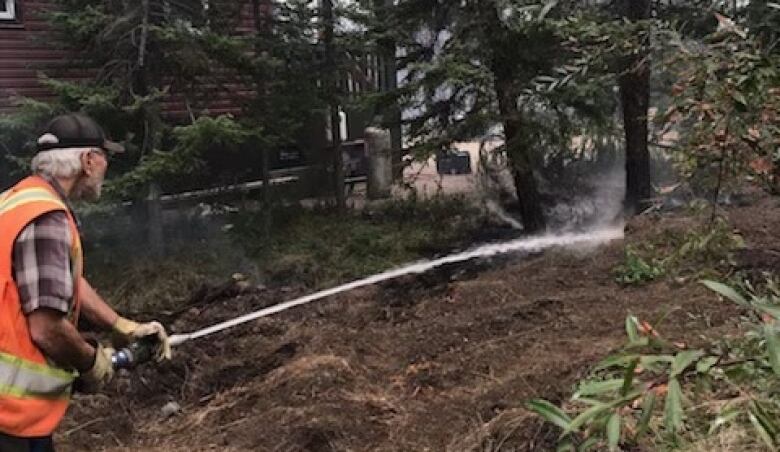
12 211 74 315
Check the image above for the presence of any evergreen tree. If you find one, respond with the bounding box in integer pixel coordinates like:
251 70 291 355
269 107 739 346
376 0 572 231
2 0 255 197
241 0 323 204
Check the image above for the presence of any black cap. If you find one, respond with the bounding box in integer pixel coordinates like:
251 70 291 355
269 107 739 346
36 113 124 154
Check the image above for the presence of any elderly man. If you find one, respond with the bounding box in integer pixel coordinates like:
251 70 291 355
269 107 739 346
0 113 171 451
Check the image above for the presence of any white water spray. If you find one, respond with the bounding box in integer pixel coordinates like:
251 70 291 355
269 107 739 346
169 227 623 346
484 200 524 230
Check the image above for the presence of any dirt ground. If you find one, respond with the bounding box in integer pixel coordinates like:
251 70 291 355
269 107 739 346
56 196 780 452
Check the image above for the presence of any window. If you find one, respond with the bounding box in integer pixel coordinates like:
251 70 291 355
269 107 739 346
161 0 208 26
0 0 17 21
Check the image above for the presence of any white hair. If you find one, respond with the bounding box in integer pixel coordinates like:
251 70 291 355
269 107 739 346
31 148 90 178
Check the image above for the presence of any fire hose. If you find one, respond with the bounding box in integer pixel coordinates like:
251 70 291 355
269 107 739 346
111 227 624 370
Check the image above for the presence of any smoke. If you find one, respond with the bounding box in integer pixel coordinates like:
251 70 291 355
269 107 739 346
477 157 626 233
484 199 524 230
544 164 626 232
473 131 627 233
81 201 263 285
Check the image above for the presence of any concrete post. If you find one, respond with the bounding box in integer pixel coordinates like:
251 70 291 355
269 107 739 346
365 127 393 199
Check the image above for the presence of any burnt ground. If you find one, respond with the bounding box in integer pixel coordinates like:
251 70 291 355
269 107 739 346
56 196 780 452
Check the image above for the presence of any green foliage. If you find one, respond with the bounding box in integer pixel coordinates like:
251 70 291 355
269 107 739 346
3 0 775 213
371 0 630 229
91 251 226 315
0 0 260 198
106 115 255 198
528 279 780 451
0 78 135 157
231 0 324 152
536 4 779 206
46 0 235 94
229 196 484 289
86 195 486 328
0 99 61 185
0 0 367 200
659 219 744 276
663 21 780 197
614 218 743 286
614 245 666 285
379 0 619 163
0 76 130 183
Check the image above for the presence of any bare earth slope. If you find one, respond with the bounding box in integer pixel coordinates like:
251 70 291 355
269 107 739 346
58 198 780 451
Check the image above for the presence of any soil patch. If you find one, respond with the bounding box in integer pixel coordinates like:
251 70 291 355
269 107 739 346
57 198 780 451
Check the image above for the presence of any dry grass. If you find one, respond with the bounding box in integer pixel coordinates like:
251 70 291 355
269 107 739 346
96 258 216 314
684 424 767 452
447 409 553 452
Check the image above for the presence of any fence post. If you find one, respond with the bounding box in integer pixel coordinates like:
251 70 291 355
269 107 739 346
365 127 393 200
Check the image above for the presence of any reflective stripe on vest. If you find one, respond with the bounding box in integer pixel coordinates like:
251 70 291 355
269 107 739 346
0 352 73 400
0 188 68 215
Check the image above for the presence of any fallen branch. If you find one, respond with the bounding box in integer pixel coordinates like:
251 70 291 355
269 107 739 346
63 417 106 437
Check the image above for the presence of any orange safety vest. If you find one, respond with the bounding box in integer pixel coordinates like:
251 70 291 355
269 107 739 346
0 176 83 437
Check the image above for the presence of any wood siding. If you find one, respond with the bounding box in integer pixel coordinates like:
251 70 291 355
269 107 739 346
0 0 62 113
0 0 256 118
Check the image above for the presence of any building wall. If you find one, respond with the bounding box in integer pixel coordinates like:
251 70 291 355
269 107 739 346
0 0 64 114
0 0 256 118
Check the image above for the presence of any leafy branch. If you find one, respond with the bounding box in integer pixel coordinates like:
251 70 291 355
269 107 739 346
528 279 780 450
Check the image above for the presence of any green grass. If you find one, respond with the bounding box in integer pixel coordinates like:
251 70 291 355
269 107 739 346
85 236 241 315
84 196 487 313
229 196 485 289
613 217 743 286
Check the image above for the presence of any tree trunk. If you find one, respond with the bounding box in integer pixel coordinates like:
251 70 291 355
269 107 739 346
485 6 545 232
322 0 346 211
494 78 546 232
252 0 273 206
618 0 652 214
133 0 165 174
378 0 403 179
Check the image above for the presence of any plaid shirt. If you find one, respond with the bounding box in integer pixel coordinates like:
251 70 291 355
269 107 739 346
11 179 77 315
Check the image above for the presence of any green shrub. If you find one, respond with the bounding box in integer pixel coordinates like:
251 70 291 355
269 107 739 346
614 218 743 286
614 246 666 285
528 279 780 451
229 196 485 289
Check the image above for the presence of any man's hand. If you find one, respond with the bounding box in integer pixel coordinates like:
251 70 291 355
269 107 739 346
78 343 114 394
79 278 172 361
113 317 172 361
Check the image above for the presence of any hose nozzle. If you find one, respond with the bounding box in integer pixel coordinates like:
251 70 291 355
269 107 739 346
111 336 157 370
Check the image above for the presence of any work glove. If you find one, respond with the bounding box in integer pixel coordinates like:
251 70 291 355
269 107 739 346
78 343 115 394
112 317 172 362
